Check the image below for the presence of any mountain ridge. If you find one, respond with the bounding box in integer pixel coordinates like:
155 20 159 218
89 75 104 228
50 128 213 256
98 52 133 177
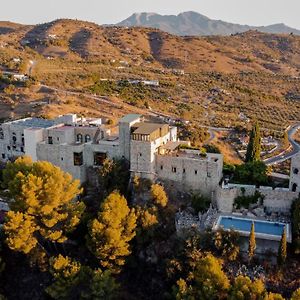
117 11 300 36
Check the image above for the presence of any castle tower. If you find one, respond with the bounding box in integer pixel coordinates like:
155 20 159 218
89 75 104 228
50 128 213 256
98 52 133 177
290 152 300 193
118 114 141 161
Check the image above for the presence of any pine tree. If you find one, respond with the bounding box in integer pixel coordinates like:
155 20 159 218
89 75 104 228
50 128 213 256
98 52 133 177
246 122 261 162
277 227 287 266
229 276 266 299
193 253 230 300
150 184 168 208
248 222 256 261
87 191 137 272
46 255 118 300
3 157 85 254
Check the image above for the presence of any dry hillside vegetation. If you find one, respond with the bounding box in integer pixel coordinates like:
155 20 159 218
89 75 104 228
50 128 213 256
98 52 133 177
0 19 300 131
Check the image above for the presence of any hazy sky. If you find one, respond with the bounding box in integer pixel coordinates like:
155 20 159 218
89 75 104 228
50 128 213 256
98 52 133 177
1 0 300 29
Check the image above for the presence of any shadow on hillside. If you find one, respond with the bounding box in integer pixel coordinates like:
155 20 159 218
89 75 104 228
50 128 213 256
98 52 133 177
0 27 15 35
22 23 52 42
69 29 91 58
148 30 182 69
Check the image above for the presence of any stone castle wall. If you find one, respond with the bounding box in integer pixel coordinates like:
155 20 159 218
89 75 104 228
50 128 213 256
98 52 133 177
156 154 223 198
215 184 298 213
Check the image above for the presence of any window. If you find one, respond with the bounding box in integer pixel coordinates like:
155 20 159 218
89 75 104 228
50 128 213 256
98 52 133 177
160 165 163 170
94 152 107 166
294 168 299 175
172 167 177 173
183 168 186 173
7 146 10 151
48 136 53 144
76 134 83 143
139 153 142 157
0 128 4 139
20 147 24 153
61 157 64 161
1 154 5 159
74 152 83 166
12 145 16 151
57 137 60 141
195 170 198 175
21 137 25 145
292 183 298 192
207 172 211 178
85 135 91 143
12 136 17 143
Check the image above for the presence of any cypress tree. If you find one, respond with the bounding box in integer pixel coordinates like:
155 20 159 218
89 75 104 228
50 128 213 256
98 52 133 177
248 222 256 261
277 227 287 266
246 122 261 162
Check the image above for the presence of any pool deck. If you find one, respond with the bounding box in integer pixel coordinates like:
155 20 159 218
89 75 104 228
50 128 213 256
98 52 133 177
212 213 292 243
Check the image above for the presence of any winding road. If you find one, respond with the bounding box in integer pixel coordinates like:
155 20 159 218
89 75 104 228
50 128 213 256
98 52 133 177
264 123 300 165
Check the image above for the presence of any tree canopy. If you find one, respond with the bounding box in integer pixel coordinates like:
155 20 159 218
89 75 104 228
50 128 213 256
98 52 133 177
246 122 261 162
277 228 287 266
46 254 118 300
3 157 85 254
233 161 269 186
229 275 267 300
88 191 137 272
150 184 168 208
248 222 256 261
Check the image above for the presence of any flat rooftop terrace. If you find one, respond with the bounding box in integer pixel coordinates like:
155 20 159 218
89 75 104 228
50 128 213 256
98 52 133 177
133 122 167 135
158 150 222 162
9 118 55 129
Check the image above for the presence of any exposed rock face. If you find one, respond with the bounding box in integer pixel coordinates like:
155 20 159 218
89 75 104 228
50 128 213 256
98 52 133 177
118 11 300 36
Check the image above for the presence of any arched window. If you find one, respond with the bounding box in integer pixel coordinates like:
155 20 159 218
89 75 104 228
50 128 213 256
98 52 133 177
292 183 298 192
294 168 299 175
12 136 17 143
76 134 83 143
85 134 91 143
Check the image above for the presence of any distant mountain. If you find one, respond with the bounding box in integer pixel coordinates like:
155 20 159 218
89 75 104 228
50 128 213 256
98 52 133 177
117 11 300 36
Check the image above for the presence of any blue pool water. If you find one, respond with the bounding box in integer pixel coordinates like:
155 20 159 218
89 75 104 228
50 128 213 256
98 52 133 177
219 217 285 236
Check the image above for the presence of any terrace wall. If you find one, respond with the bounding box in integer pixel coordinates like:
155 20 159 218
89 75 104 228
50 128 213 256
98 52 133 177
215 185 298 213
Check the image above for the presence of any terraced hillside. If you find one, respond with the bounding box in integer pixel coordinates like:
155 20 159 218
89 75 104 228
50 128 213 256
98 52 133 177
0 19 299 132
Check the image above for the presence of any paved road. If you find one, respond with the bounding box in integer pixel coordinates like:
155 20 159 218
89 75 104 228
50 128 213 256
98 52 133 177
264 123 300 165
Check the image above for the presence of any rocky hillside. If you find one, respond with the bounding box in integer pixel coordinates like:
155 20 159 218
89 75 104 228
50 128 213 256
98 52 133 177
0 19 300 75
117 12 300 36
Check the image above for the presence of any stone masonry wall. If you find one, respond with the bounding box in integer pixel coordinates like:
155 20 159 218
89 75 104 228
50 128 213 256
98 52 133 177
215 185 298 213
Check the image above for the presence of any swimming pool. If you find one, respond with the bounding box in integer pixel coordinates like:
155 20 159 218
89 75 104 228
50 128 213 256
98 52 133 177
214 215 291 242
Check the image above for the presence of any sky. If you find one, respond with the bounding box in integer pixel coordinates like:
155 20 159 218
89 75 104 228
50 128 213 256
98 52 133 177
1 0 300 29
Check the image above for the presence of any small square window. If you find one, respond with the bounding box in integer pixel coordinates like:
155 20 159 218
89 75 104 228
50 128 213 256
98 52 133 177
74 152 83 166
48 136 53 144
